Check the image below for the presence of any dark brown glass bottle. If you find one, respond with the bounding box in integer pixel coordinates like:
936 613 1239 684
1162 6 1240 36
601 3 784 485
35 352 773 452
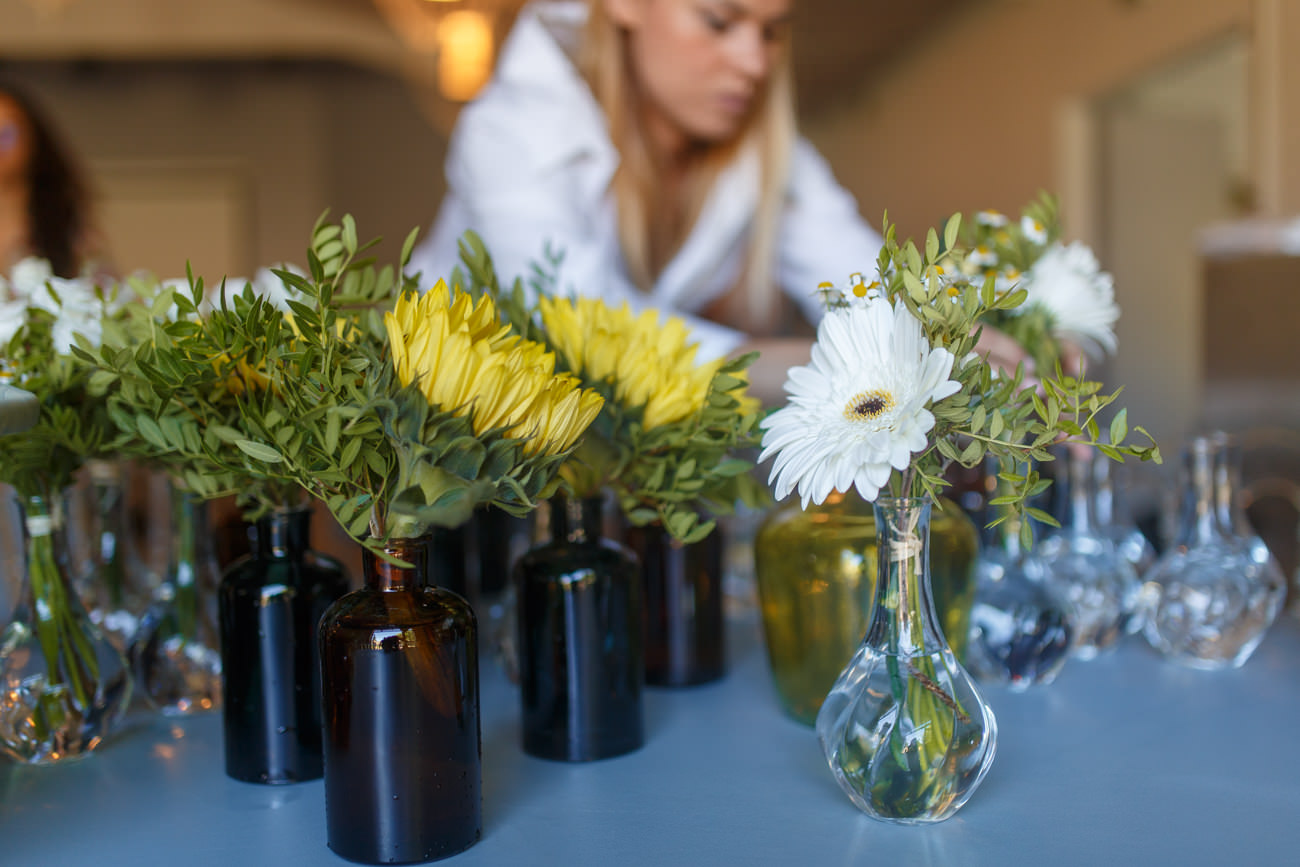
319 535 481 864
515 496 643 761
624 523 725 687
219 507 348 784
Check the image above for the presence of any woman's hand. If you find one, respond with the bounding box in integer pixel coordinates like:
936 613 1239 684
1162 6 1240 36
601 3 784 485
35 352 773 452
975 326 1035 382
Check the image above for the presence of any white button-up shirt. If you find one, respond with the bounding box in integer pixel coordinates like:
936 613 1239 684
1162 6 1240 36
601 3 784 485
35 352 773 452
409 0 883 359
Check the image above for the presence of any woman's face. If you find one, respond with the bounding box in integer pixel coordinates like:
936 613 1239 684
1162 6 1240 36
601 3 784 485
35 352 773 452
0 95 33 183
608 0 792 150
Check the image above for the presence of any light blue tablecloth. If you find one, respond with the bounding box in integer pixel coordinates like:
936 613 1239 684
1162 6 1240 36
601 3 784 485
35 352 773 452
3 614 1298 866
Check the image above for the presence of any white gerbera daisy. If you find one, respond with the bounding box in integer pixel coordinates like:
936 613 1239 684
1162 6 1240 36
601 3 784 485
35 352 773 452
1021 241 1120 356
759 298 962 508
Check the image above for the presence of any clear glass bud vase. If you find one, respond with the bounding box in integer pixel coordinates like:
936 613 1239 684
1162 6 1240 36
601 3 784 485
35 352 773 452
1030 446 1141 658
73 460 151 653
816 497 996 824
129 488 223 715
967 510 1073 691
1091 450 1157 577
0 491 132 763
1141 434 1285 669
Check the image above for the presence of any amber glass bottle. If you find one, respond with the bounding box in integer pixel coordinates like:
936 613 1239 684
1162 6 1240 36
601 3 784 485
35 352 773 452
624 523 725 686
516 496 642 761
318 535 481 863
218 507 348 784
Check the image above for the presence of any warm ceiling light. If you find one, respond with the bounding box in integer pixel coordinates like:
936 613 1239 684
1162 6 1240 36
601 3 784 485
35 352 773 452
437 9 494 102
374 0 507 102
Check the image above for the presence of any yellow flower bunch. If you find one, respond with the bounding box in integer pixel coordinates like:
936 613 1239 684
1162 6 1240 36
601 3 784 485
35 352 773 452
212 353 270 397
386 282 603 457
537 296 720 430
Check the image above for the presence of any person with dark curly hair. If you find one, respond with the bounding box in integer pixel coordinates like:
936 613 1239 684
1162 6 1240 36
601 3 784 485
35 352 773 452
0 82 99 279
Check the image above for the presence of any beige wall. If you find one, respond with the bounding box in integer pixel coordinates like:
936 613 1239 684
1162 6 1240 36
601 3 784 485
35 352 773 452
805 0 1252 241
3 60 447 279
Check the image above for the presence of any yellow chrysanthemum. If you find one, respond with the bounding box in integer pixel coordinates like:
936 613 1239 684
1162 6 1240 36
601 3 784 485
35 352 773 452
537 296 720 430
385 282 602 456
212 353 270 396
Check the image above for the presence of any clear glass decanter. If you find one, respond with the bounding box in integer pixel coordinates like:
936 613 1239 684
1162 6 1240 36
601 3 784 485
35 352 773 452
966 508 1073 691
1029 446 1141 659
71 460 151 653
1141 433 1286 669
1091 450 1157 578
129 488 223 715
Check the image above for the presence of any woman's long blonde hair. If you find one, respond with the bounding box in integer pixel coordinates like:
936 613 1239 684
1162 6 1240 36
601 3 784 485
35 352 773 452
578 0 796 334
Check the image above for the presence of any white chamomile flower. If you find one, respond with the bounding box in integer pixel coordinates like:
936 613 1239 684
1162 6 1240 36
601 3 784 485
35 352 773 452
815 273 883 310
0 299 24 346
1021 241 1119 356
37 276 105 353
1020 215 1048 245
759 298 962 508
976 210 1009 228
966 244 998 270
8 257 53 299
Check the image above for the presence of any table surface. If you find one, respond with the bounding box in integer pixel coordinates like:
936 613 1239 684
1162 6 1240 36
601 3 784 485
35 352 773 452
3 611 1300 867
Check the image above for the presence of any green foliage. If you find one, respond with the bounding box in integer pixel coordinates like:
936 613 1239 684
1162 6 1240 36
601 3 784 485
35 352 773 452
0 284 132 497
865 212 1160 546
950 191 1065 373
88 214 589 557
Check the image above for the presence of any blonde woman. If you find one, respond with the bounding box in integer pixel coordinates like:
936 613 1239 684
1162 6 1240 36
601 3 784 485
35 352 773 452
410 0 884 403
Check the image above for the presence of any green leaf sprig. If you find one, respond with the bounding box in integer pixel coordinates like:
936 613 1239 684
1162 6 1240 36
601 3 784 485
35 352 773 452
838 212 1160 545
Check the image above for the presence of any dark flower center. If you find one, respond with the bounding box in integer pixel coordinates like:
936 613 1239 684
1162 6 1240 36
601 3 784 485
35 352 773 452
844 389 895 422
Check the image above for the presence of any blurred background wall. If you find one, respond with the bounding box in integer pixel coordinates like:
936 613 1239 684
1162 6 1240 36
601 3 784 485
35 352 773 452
3 0 1298 535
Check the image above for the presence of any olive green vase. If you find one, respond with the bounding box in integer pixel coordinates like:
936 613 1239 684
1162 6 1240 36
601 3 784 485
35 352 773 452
753 491 978 725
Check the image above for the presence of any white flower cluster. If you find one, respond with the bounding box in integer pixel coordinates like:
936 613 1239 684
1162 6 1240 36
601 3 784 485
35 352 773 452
760 297 961 507
1019 241 1119 356
0 257 119 354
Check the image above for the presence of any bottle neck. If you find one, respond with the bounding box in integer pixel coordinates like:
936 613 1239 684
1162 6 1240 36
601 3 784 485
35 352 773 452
865 497 934 654
1061 448 1095 535
20 491 63 541
1211 434 1244 535
1176 438 1221 546
169 492 214 588
253 508 313 559
549 495 606 545
363 535 431 592
1092 455 1117 526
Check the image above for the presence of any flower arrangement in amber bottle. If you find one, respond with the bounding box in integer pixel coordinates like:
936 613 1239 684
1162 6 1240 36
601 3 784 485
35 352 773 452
87 216 603 551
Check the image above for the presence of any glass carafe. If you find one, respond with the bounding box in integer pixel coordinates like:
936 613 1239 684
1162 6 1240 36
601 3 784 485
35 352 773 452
1142 434 1285 669
1029 446 1141 659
